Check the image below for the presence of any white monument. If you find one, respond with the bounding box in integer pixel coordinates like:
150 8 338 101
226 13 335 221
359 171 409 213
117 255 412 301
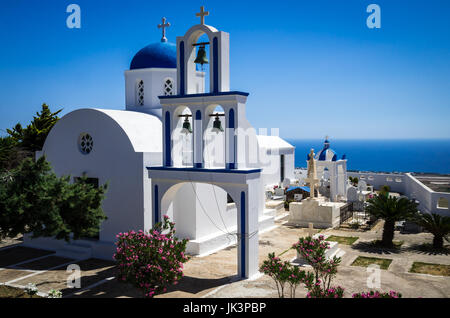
288 149 346 228
314 138 348 202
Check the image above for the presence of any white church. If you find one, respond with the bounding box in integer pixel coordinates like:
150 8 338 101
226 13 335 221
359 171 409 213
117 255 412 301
24 7 296 279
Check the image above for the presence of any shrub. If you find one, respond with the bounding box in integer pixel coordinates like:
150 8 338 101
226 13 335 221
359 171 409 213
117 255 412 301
47 289 62 298
260 253 291 298
114 216 189 298
0 157 107 242
305 283 345 298
352 290 402 298
260 253 312 298
293 235 343 298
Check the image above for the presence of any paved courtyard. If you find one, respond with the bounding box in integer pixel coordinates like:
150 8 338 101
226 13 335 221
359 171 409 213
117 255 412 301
0 214 449 298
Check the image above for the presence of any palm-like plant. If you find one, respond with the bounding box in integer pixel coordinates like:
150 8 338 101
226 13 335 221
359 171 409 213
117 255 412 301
366 193 418 247
413 213 450 249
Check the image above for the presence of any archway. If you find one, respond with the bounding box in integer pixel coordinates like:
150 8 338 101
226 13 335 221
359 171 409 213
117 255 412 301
203 105 226 168
172 106 193 167
161 181 239 243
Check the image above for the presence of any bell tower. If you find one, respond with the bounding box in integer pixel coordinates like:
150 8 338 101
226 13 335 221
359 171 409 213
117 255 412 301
176 6 230 95
158 6 258 170
148 6 263 280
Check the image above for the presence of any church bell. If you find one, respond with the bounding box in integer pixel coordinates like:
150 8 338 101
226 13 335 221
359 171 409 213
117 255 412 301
194 46 209 65
182 117 192 134
212 115 224 133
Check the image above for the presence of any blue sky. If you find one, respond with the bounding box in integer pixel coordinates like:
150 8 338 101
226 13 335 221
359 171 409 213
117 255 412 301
0 0 449 139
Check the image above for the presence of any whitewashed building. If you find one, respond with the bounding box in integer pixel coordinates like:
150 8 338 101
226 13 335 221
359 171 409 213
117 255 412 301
308 138 348 202
24 8 295 279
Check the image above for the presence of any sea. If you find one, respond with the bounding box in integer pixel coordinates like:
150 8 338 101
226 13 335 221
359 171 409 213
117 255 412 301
285 139 450 175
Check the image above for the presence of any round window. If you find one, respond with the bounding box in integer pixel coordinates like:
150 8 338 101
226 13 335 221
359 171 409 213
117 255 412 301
79 133 93 154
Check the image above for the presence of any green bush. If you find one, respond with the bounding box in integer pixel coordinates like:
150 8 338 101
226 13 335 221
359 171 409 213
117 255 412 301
0 157 107 241
114 216 189 298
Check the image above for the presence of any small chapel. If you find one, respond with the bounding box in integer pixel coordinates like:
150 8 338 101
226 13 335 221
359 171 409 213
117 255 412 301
24 7 295 279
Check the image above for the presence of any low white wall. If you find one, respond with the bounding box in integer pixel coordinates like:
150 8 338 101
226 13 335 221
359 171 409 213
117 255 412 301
347 171 449 216
347 171 407 194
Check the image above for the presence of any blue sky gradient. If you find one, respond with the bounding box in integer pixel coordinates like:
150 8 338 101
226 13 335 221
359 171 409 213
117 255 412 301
0 0 449 139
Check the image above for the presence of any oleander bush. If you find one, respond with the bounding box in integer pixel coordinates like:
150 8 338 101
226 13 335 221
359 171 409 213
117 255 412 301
293 235 343 298
352 290 402 298
114 215 189 298
260 253 312 298
261 235 345 298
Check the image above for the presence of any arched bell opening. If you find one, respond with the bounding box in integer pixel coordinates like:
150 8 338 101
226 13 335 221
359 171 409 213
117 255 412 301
172 106 193 167
184 26 217 95
192 33 210 93
204 105 226 169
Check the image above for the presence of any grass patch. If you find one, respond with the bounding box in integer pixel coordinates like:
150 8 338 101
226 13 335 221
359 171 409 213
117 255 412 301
351 256 393 270
326 235 359 245
0 285 42 298
371 240 404 249
410 262 450 277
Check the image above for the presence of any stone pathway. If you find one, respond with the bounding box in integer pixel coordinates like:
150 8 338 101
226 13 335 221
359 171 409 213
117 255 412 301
0 219 449 298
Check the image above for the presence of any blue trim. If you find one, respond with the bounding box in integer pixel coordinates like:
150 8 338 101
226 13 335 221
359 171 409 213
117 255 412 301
147 166 261 174
213 37 219 93
227 108 236 169
318 149 327 161
165 111 171 166
179 41 185 96
159 91 249 99
154 185 159 225
240 191 246 278
194 110 203 168
287 186 310 193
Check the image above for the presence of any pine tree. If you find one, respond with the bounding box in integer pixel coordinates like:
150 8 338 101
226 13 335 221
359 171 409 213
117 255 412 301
0 157 107 242
7 103 62 152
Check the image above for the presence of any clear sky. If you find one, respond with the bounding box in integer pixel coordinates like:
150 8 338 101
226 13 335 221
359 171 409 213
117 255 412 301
0 0 449 139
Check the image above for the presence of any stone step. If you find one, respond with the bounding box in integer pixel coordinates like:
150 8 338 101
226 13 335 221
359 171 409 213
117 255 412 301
55 243 92 260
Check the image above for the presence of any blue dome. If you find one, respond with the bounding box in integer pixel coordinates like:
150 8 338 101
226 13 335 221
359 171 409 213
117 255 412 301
130 42 177 70
315 139 338 161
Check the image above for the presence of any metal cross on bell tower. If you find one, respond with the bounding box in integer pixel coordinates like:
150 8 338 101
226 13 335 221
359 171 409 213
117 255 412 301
196 6 209 25
158 17 171 42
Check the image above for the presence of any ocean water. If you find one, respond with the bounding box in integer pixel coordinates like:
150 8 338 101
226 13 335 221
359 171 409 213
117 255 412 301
285 139 450 174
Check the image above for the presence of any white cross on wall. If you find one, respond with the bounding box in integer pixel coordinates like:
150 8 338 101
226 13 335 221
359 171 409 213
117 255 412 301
196 6 209 25
158 17 171 42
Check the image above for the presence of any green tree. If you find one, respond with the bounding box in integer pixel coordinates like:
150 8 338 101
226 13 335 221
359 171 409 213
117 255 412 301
0 104 61 173
379 185 391 196
7 103 61 153
0 157 107 241
0 136 34 173
349 176 358 187
413 213 450 249
366 193 418 247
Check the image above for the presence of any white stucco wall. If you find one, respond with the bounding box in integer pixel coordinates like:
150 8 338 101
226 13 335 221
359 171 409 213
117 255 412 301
36 108 163 243
348 171 450 216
